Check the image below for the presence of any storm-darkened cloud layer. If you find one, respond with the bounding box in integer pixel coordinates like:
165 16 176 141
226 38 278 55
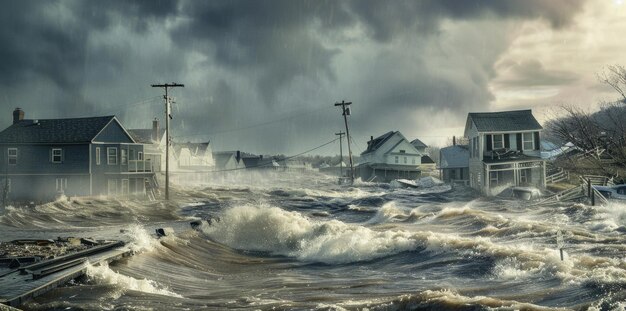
0 0 589 153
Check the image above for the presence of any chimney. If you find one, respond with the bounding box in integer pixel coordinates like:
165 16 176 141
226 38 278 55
152 118 159 141
370 136 373 141
236 150 241 162
13 108 24 124
453 136 456 146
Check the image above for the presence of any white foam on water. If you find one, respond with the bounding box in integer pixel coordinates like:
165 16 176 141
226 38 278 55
124 225 162 253
589 200 626 232
201 204 418 264
86 263 182 298
367 201 407 224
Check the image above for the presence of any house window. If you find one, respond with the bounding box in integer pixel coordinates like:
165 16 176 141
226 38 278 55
107 147 118 165
138 152 143 160
399 150 406 153
96 147 101 165
107 179 117 195
519 169 529 184
55 178 67 192
121 148 128 165
490 171 499 186
404 157 407 164
394 156 399 164
51 148 63 163
7 148 17 165
412 158 415 164
121 179 129 195
493 134 504 149
522 132 534 150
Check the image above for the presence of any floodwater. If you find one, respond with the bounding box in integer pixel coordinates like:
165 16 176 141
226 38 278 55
1 171 625 310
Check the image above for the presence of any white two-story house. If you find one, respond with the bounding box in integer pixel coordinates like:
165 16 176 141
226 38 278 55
357 131 422 182
465 109 546 196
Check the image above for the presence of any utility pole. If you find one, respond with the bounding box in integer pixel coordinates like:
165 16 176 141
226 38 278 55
151 83 184 200
334 100 354 184
335 131 345 178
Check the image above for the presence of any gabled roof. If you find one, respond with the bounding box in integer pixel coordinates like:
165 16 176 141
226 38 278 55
128 129 166 144
464 110 542 136
0 116 125 144
213 151 238 168
173 141 210 157
421 155 435 164
362 131 396 155
439 145 469 169
410 138 428 149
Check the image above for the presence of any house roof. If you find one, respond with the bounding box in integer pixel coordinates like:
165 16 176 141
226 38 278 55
439 145 469 169
362 131 396 155
465 110 542 135
410 138 428 149
0 116 122 143
421 155 435 164
213 151 238 168
173 141 210 157
128 129 166 144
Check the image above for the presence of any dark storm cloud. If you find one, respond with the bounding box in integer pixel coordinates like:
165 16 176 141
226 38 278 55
171 1 353 102
0 0 589 152
171 0 586 108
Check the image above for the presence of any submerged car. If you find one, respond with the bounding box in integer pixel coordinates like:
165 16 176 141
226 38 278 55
593 185 626 200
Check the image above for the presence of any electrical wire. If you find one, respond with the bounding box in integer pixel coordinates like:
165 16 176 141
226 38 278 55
176 137 339 173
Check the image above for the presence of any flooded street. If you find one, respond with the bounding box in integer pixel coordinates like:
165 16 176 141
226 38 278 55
1 171 625 310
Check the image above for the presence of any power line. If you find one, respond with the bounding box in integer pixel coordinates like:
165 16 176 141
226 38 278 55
172 105 332 139
191 137 340 173
91 96 161 115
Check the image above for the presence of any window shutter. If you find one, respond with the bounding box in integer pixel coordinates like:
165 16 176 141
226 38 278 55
516 133 522 150
504 134 510 149
49 148 52 163
486 135 492 151
534 131 540 150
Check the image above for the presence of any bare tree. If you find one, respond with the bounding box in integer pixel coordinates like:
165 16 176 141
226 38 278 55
598 65 626 103
547 65 626 178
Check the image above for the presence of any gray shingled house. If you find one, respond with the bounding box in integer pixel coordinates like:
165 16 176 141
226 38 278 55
438 144 469 183
464 109 546 196
0 108 156 202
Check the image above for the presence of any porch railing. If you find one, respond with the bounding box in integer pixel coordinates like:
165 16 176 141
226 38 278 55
128 160 153 172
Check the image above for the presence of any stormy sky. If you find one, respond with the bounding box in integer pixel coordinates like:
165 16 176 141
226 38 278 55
1 0 625 155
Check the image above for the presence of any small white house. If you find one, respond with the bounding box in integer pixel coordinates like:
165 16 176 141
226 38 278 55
357 131 422 182
173 142 214 171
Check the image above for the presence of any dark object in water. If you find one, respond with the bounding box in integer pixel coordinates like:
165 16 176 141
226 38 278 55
156 227 175 237
512 187 541 201
190 220 203 230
